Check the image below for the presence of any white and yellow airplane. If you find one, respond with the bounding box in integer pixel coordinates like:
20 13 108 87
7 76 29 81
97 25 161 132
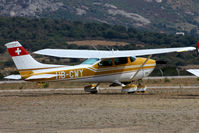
187 42 199 77
4 41 196 93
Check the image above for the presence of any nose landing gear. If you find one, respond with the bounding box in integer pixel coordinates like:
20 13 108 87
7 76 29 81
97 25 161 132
137 84 147 93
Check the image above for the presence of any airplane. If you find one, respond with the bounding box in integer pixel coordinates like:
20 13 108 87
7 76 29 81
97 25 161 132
187 69 199 77
187 42 199 77
4 41 196 94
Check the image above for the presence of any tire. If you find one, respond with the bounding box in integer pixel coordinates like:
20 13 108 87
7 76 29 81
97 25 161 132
90 90 98 94
128 91 135 94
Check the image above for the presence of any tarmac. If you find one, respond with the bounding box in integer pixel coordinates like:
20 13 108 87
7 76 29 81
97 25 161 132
0 76 199 133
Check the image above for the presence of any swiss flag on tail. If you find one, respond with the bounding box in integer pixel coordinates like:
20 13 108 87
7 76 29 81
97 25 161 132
197 41 199 53
5 41 29 57
8 46 29 57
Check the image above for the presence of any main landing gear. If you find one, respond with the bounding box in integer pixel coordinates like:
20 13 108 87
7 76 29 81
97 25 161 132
84 80 147 94
121 84 147 93
121 80 147 94
84 84 99 94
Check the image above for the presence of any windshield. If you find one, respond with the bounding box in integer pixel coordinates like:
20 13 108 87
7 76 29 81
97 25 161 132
130 56 136 62
81 58 100 65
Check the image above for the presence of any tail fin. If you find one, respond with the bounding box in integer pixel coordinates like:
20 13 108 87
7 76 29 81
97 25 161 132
5 41 60 70
197 41 199 53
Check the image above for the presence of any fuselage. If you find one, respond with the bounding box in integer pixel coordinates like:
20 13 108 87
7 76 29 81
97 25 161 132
19 57 156 83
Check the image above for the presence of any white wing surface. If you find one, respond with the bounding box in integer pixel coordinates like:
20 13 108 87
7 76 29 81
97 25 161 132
4 75 22 80
34 47 196 58
187 69 199 77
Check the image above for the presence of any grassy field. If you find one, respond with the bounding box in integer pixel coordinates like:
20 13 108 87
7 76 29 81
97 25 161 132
67 40 129 46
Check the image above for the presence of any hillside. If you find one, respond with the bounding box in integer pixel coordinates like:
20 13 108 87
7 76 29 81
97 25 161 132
1 0 199 34
0 16 198 78
0 16 197 53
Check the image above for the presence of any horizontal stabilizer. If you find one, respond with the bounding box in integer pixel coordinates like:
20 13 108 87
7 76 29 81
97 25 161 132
34 47 196 59
187 69 199 77
4 75 22 80
25 74 57 80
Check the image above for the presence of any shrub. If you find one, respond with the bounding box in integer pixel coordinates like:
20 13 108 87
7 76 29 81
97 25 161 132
164 77 170 82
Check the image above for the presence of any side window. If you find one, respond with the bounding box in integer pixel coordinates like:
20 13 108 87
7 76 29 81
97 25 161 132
130 56 136 62
114 57 128 65
99 59 113 66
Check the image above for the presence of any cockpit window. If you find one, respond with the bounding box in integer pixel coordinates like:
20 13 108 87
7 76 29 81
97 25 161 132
99 59 113 66
130 56 136 62
81 58 99 65
114 57 128 65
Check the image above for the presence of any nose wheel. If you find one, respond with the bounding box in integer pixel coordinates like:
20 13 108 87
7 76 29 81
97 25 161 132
137 84 147 93
136 80 147 93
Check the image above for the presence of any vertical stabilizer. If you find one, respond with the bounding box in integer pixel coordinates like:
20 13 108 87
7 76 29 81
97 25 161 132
5 41 61 70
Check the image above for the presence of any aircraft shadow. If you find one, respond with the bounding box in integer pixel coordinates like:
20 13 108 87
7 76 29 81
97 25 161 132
0 92 155 97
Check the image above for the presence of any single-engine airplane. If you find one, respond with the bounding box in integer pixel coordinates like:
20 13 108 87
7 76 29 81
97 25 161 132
5 41 196 93
187 42 199 77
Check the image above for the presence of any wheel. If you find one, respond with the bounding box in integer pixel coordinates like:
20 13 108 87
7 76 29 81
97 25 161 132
90 90 98 94
141 91 146 93
127 91 135 94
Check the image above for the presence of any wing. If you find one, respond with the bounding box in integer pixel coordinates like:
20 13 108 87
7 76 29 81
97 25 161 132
34 47 196 58
187 69 199 77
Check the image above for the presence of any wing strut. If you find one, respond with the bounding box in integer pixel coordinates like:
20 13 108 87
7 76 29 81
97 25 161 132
130 55 152 81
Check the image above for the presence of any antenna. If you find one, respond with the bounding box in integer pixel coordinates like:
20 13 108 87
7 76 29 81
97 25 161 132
105 45 111 51
92 44 98 50
92 44 101 58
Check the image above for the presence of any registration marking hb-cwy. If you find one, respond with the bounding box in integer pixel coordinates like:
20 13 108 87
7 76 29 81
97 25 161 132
56 69 83 79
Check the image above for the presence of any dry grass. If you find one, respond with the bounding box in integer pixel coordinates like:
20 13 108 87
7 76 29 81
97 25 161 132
181 65 199 69
67 40 129 46
144 77 199 86
0 53 10 62
175 22 197 32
